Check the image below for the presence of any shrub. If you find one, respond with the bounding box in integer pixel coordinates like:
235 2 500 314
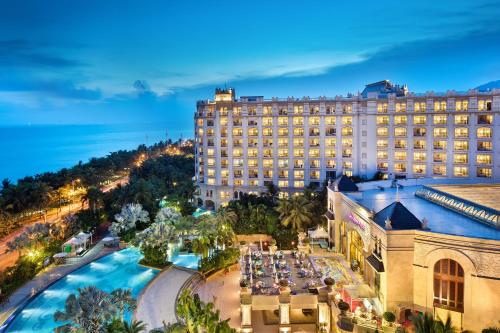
338 300 350 312
383 311 396 323
279 280 289 287
199 248 239 274
270 239 277 246
140 244 169 267
324 277 335 286
482 328 500 333
240 279 248 288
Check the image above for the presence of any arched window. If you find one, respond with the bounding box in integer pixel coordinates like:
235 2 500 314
433 259 464 312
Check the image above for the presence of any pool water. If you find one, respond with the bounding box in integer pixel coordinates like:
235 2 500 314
192 207 213 218
5 248 158 333
171 252 200 270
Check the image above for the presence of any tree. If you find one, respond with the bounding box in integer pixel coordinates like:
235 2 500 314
412 313 456 333
82 187 104 214
54 286 117 333
276 195 312 232
122 320 146 333
110 288 136 322
192 236 212 259
110 203 149 237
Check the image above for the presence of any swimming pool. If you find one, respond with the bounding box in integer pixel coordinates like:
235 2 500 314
170 252 200 270
4 247 158 333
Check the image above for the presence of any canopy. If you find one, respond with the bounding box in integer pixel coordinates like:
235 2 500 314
64 237 84 246
290 294 318 309
102 237 115 242
251 295 279 311
309 226 329 239
76 232 91 240
343 284 376 299
53 252 68 258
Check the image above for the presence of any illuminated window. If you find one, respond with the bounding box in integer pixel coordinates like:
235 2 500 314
433 115 447 125
207 148 214 156
454 115 469 125
377 103 388 113
455 100 468 111
207 169 215 177
248 149 258 157
220 169 229 178
233 107 241 116
310 105 320 114
453 166 469 177
310 171 320 179
395 102 406 113
394 127 407 137
477 127 492 138
434 100 447 111
293 117 304 126
248 107 257 116
309 127 320 136
278 180 289 187
477 141 492 151
413 127 426 137
394 116 407 124
263 128 272 136
309 149 320 158
262 117 273 126
326 105 336 114
377 116 389 125
342 116 353 125
478 99 492 111
248 159 258 167
294 181 304 188
263 159 273 168
326 138 336 146
414 140 426 149
394 163 406 172
414 102 426 112
343 161 353 169
325 149 336 158
433 165 446 176
293 160 304 169
278 128 288 136
278 149 288 157
433 128 447 138
278 138 288 147
342 104 352 114
434 259 464 312
377 139 388 148
207 158 215 166
207 178 215 185
293 170 304 179
454 141 468 151
325 116 336 125
220 117 228 126
293 138 304 146
414 152 426 162
454 154 468 164
395 139 407 149
341 127 353 136
413 164 426 174
395 151 407 161
478 115 493 125
293 149 304 157
454 128 468 138
309 116 320 126
477 167 492 178
293 128 304 136
293 105 304 114
309 138 320 147
326 127 336 136
342 148 352 158
377 127 388 137
278 159 288 168
263 106 273 115
377 162 388 171
233 158 243 167
342 138 353 147
278 117 288 126
326 160 336 168
377 151 388 159
476 154 492 164
233 128 243 136
434 153 446 162
310 160 320 168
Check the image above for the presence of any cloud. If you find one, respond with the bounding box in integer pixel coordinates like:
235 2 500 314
133 80 151 93
0 39 82 68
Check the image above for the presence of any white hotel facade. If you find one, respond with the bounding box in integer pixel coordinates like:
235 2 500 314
194 81 500 208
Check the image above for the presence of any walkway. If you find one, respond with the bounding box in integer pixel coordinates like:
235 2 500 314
194 265 242 329
135 267 195 330
0 240 118 325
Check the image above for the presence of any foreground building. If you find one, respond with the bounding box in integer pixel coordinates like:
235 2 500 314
326 177 500 332
194 81 499 208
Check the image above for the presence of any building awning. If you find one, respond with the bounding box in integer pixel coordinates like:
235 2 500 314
366 254 385 273
325 210 335 220
309 226 329 239
290 294 318 309
251 295 279 311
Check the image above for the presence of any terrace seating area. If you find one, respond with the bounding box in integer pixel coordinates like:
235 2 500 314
241 249 323 295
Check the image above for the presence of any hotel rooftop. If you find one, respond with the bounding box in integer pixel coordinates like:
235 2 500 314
346 184 500 241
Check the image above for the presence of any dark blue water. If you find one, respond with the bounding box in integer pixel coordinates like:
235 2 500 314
0 124 190 182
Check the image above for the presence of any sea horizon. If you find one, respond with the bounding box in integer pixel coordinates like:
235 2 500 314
0 123 192 183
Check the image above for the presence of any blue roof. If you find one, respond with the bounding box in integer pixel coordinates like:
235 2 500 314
346 186 500 240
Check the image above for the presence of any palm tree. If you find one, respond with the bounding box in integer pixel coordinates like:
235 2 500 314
110 288 136 322
276 195 313 232
122 320 146 333
54 286 117 333
412 313 456 333
192 236 211 259
81 187 104 214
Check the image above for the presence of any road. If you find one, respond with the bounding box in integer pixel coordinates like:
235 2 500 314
0 176 128 271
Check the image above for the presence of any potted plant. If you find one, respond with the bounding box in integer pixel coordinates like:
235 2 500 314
337 300 350 315
350 259 359 271
240 279 249 292
279 279 290 293
324 277 335 291
383 311 396 327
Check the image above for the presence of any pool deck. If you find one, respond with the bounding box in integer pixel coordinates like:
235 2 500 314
0 240 119 327
135 266 196 330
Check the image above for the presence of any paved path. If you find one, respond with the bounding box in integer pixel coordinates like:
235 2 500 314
135 267 195 330
0 241 118 325
194 266 242 329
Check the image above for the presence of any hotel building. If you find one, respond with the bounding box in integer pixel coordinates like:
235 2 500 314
326 177 500 332
194 81 500 208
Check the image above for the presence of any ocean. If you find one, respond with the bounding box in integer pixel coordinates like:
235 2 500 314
0 124 190 182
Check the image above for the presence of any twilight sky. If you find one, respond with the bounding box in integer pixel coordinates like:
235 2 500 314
1 0 500 133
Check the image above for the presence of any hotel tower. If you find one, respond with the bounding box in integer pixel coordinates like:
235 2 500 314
194 81 499 208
